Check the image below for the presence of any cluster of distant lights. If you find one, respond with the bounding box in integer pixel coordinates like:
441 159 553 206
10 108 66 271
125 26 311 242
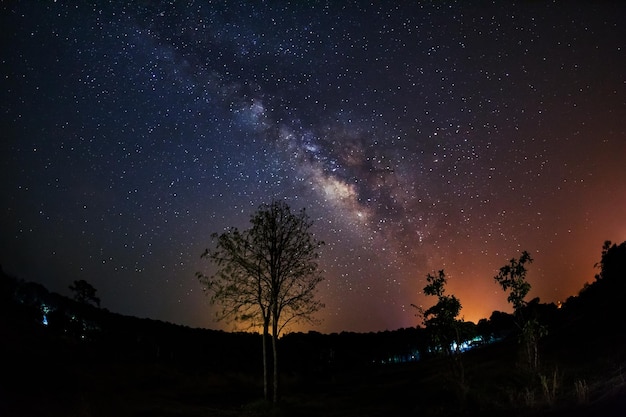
379 335 488 365
40 303 89 340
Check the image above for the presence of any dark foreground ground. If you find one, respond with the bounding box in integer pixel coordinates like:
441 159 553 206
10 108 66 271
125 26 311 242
3 323 626 417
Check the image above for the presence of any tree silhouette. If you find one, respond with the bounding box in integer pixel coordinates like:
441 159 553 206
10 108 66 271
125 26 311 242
197 201 324 403
420 270 463 355
494 250 533 313
68 279 100 307
494 251 544 370
594 240 626 286
581 240 626 327
415 269 468 401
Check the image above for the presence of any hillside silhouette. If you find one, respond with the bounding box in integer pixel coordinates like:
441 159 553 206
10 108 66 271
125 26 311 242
1 240 625 416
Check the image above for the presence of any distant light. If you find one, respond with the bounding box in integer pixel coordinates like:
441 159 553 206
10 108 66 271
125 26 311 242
41 304 51 326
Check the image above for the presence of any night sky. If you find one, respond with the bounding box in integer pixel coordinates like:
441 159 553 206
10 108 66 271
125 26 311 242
2 1 625 334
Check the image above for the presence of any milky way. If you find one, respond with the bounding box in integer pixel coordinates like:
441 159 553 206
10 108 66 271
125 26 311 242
2 1 625 333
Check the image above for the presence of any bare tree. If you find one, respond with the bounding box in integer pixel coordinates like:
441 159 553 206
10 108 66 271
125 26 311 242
197 201 324 403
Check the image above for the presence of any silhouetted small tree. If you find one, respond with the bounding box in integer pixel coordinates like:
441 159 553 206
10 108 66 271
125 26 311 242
414 270 468 400
494 251 545 370
69 279 100 307
420 270 462 355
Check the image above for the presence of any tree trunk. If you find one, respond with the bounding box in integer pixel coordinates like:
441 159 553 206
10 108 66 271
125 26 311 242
272 320 279 403
262 322 269 401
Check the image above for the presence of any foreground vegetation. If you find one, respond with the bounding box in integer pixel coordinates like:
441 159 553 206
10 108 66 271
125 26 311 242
1 241 625 416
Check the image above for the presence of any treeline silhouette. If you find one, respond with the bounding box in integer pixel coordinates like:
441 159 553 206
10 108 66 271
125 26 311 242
1 270 260 371
1 240 625 416
3 240 625 373
0 267 512 375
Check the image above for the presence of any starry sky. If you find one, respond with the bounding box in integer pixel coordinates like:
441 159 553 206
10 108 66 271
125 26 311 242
2 1 625 334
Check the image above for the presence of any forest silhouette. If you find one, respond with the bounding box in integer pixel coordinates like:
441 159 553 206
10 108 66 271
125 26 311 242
1 240 625 416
